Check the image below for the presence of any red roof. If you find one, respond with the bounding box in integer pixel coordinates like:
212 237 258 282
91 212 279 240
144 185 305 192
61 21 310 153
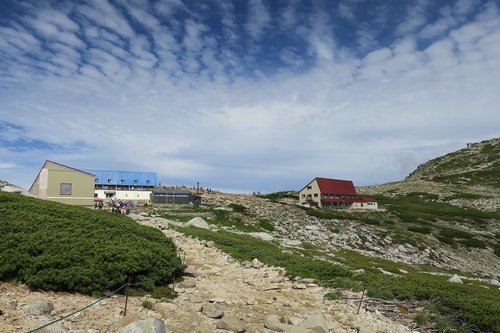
315 177 357 196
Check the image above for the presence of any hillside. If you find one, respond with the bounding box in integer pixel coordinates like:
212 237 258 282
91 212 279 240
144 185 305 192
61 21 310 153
361 137 500 212
406 138 500 186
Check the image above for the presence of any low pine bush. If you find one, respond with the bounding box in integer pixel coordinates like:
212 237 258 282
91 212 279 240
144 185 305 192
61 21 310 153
0 192 183 294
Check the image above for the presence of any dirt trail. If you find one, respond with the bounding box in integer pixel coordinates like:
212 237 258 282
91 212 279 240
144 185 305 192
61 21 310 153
0 220 415 333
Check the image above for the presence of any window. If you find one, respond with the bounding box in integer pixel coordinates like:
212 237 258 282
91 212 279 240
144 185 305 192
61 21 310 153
314 193 318 197
307 186 312 189
301 194 305 198
60 183 72 195
146 180 151 184
107 178 112 183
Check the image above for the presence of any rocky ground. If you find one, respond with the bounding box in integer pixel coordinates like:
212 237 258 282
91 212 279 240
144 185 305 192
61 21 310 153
0 216 418 333
194 192 500 279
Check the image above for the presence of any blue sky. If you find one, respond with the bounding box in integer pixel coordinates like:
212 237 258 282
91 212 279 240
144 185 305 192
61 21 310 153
1 0 499 193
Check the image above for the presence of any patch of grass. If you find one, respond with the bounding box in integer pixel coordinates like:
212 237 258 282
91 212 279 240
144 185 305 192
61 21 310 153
413 313 430 326
438 227 472 239
257 191 299 201
142 299 154 309
375 193 499 224
458 237 487 249
210 210 261 232
366 287 394 300
304 208 385 225
150 286 177 299
408 226 432 234
259 218 275 231
324 290 342 300
227 203 247 214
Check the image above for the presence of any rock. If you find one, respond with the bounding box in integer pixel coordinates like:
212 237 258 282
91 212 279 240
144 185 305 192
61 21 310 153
264 315 311 332
448 274 463 283
299 313 328 333
209 297 225 304
216 316 246 332
247 232 274 241
305 225 320 231
399 269 409 274
292 283 307 290
197 322 213 333
488 279 500 286
21 299 54 315
281 239 302 247
289 317 304 326
202 304 224 319
2 300 17 309
178 278 197 288
353 269 365 275
119 318 167 333
184 266 201 278
186 217 210 229
252 258 264 268
264 315 284 331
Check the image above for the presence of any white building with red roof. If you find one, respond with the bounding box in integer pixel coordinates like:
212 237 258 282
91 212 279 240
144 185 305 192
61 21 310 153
299 177 378 209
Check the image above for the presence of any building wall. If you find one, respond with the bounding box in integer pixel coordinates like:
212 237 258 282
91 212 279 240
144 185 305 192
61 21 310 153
351 202 378 210
299 179 323 208
31 161 95 206
95 190 152 201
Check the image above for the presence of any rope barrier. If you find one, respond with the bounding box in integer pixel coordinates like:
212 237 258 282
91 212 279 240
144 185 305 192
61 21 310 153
26 282 130 333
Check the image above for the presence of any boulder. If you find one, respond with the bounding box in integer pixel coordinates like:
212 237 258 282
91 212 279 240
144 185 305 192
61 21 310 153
281 239 302 247
186 217 210 229
119 318 167 333
184 266 201 278
202 305 224 319
21 299 53 315
247 232 274 241
252 258 264 268
488 279 500 286
298 313 328 333
216 316 246 332
264 315 311 333
448 274 463 283
264 315 284 331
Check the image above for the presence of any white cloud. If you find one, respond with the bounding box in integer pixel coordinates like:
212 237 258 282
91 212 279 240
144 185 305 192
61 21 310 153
395 0 430 36
245 0 271 40
1 0 499 192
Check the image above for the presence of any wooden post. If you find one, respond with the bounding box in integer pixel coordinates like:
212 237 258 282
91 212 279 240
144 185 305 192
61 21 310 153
123 275 131 317
357 289 365 315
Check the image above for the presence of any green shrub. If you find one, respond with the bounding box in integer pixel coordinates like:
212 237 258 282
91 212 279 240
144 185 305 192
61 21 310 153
408 226 432 234
142 299 154 309
210 210 260 232
459 237 487 249
324 290 342 300
413 313 429 326
259 218 275 231
0 192 183 294
439 227 472 239
227 203 247 214
366 287 394 300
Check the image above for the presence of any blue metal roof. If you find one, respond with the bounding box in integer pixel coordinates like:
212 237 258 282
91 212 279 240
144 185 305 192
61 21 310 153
84 170 157 187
